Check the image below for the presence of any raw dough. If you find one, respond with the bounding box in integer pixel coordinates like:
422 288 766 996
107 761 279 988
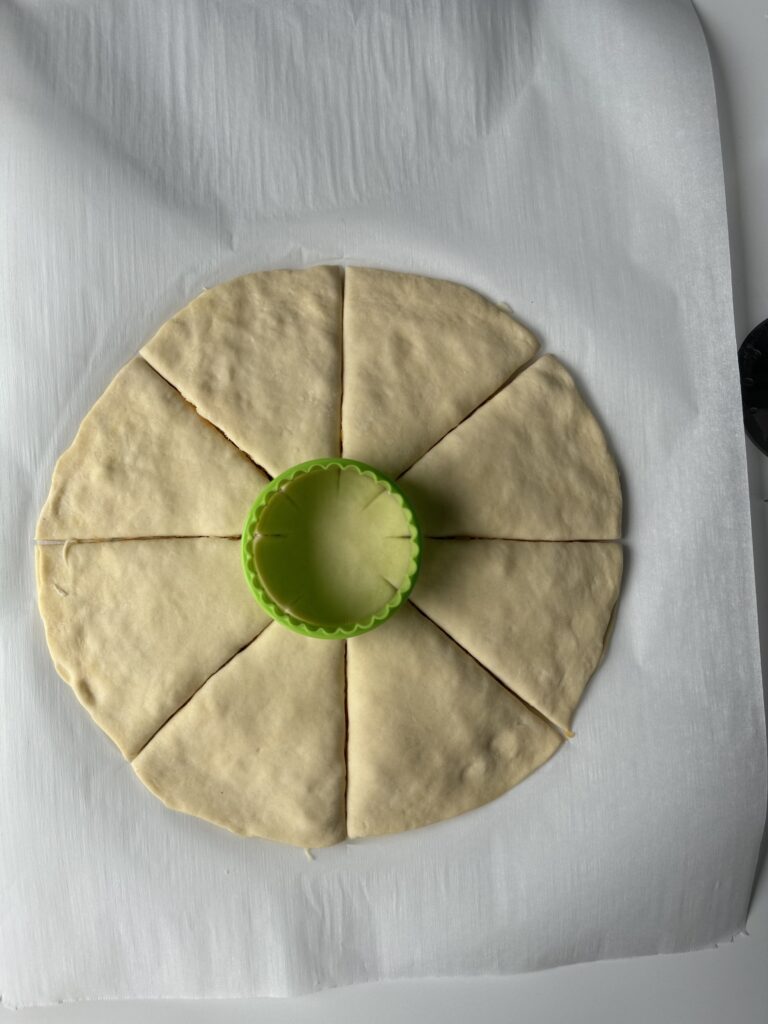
346 602 562 837
399 355 622 540
342 267 538 477
142 266 343 477
412 539 623 731
36 539 269 758
133 626 346 847
35 267 624 845
36 358 267 540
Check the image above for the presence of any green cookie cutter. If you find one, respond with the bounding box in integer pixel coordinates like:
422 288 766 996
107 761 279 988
241 458 422 639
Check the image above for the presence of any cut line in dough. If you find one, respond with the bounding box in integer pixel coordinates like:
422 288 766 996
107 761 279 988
394 354 537 480
144 359 273 481
411 538 623 732
346 602 562 838
36 357 268 541
36 538 270 758
407 599 572 738
132 624 274 760
342 267 538 478
35 535 243 544
424 536 619 543
133 624 346 847
141 266 344 476
399 355 622 540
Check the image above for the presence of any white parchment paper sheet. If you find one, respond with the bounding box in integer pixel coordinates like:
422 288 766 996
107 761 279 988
1 0 765 1007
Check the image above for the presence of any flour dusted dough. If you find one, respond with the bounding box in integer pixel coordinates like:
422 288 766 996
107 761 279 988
413 539 623 731
36 358 267 540
346 603 562 838
342 268 538 478
133 626 346 847
400 355 622 540
36 539 269 758
142 266 342 477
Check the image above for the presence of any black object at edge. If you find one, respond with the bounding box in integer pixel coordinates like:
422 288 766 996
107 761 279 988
739 319 768 456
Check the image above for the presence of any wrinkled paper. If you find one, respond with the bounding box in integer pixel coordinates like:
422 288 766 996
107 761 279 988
1 0 765 1007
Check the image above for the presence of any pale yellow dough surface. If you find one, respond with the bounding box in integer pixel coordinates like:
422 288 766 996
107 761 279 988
413 539 623 732
36 539 269 759
400 355 622 540
133 626 346 847
36 358 268 540
35 266 623 845
342 267 538 478
142 266 342 477
346 603 562 838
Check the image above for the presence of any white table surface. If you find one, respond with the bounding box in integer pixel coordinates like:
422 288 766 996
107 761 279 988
7 1 768 1020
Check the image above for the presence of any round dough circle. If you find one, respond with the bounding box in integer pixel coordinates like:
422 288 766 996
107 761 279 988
35 266 623 846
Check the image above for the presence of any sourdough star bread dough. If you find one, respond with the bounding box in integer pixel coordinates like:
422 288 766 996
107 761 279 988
36 265 623 845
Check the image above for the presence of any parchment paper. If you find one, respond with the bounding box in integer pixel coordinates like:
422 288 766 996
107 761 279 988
1 0 765 1007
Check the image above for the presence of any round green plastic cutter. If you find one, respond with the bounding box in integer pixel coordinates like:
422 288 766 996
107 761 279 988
241 458 422 639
